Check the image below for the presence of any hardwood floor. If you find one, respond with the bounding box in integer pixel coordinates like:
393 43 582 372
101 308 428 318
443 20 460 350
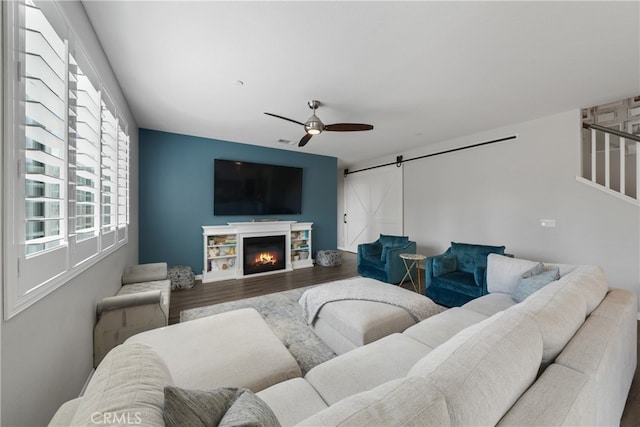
169 251 360 324
168 251 639 423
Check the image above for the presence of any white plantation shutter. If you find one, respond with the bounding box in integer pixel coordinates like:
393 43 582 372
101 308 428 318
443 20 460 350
4 0 131 318
69 56 102 265
117 122 129 241
72 59 100 242
101 101 118 248
24 0 66 257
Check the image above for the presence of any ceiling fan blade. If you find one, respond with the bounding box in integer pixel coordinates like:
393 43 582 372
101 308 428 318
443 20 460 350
324 123 374 132
299 133 313 147
264 112 305 126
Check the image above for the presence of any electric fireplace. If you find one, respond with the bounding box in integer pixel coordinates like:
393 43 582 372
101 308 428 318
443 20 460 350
242 235 286 275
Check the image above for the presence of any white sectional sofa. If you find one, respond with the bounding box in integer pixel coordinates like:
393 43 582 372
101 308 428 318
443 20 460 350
50 255 637 426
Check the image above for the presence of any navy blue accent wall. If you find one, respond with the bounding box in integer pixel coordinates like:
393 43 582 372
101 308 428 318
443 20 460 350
138 129 338 274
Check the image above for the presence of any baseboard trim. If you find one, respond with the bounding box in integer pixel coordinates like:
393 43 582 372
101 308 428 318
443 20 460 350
195 274 203 281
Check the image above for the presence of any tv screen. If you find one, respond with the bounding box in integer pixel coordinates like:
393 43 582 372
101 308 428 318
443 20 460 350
214 159 303 216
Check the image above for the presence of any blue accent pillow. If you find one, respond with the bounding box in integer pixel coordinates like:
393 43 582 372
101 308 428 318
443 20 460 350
433 255 457 277
512 266 560 303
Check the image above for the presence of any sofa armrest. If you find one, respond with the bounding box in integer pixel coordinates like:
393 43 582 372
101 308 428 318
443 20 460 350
93 290 167 368
122 262 168 285
473 266 487 289
433 254 457 277
48 397 83 427
359 241 382 257
97 290 162 317
384 241 417 284
425 248 453 288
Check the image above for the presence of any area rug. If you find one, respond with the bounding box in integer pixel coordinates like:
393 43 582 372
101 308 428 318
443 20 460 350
180 285 338 375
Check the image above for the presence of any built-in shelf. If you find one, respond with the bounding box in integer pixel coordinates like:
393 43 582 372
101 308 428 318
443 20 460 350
202 221 313 283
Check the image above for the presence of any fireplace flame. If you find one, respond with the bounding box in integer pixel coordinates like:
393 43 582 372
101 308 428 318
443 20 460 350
254 252 277 266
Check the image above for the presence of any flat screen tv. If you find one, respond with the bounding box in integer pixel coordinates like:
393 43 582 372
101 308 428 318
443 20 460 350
214 159 303 216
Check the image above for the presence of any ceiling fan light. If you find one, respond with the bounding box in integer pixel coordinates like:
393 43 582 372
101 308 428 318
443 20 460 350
304 115 324 135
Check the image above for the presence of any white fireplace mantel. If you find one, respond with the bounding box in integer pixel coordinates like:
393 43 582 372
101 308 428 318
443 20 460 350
202 221 313 283
227 221 297 234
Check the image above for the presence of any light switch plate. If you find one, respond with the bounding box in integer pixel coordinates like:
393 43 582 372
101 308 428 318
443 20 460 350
540 219 556 228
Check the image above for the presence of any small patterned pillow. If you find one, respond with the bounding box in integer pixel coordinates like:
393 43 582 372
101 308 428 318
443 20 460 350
168 265 195 290
316 250 343 267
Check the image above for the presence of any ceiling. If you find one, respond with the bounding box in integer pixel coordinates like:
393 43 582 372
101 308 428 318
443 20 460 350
82 1 640 167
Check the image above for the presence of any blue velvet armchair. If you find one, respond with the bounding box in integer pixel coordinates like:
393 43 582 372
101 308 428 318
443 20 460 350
425 242 507 307
357 234 417 284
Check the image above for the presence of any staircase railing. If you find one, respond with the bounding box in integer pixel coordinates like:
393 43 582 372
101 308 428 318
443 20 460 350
578 122 640 206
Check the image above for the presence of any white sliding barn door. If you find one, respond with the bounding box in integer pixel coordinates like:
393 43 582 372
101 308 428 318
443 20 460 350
343 166 403 253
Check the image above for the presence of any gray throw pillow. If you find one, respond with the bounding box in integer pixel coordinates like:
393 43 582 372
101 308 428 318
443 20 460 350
219 389 280 427
163 386 280 427
512 266 560 303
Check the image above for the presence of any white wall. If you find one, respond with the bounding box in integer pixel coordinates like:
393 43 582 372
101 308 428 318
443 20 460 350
341 109 639 297
0 2 139 425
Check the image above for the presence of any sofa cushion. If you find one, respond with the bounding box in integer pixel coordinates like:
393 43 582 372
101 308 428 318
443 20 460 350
510 272 588 366
511 267 560 303
358 254 385 272
257 378 328 426
297 377 450 427
462 293 517 317
450 242 505 274
126 308 301 392
433 271 478 290
403 307 488 349
408 311 543 426
305 333 432 405
70 343 173 426
560 265 608 315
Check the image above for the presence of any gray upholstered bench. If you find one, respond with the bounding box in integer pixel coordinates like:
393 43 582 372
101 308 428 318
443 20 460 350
126 308 302 392
93 263 171 367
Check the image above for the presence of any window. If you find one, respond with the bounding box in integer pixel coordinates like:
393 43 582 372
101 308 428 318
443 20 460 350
3 0 131 319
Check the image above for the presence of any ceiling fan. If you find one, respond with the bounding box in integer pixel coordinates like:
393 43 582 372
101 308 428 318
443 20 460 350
264 100 374 147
